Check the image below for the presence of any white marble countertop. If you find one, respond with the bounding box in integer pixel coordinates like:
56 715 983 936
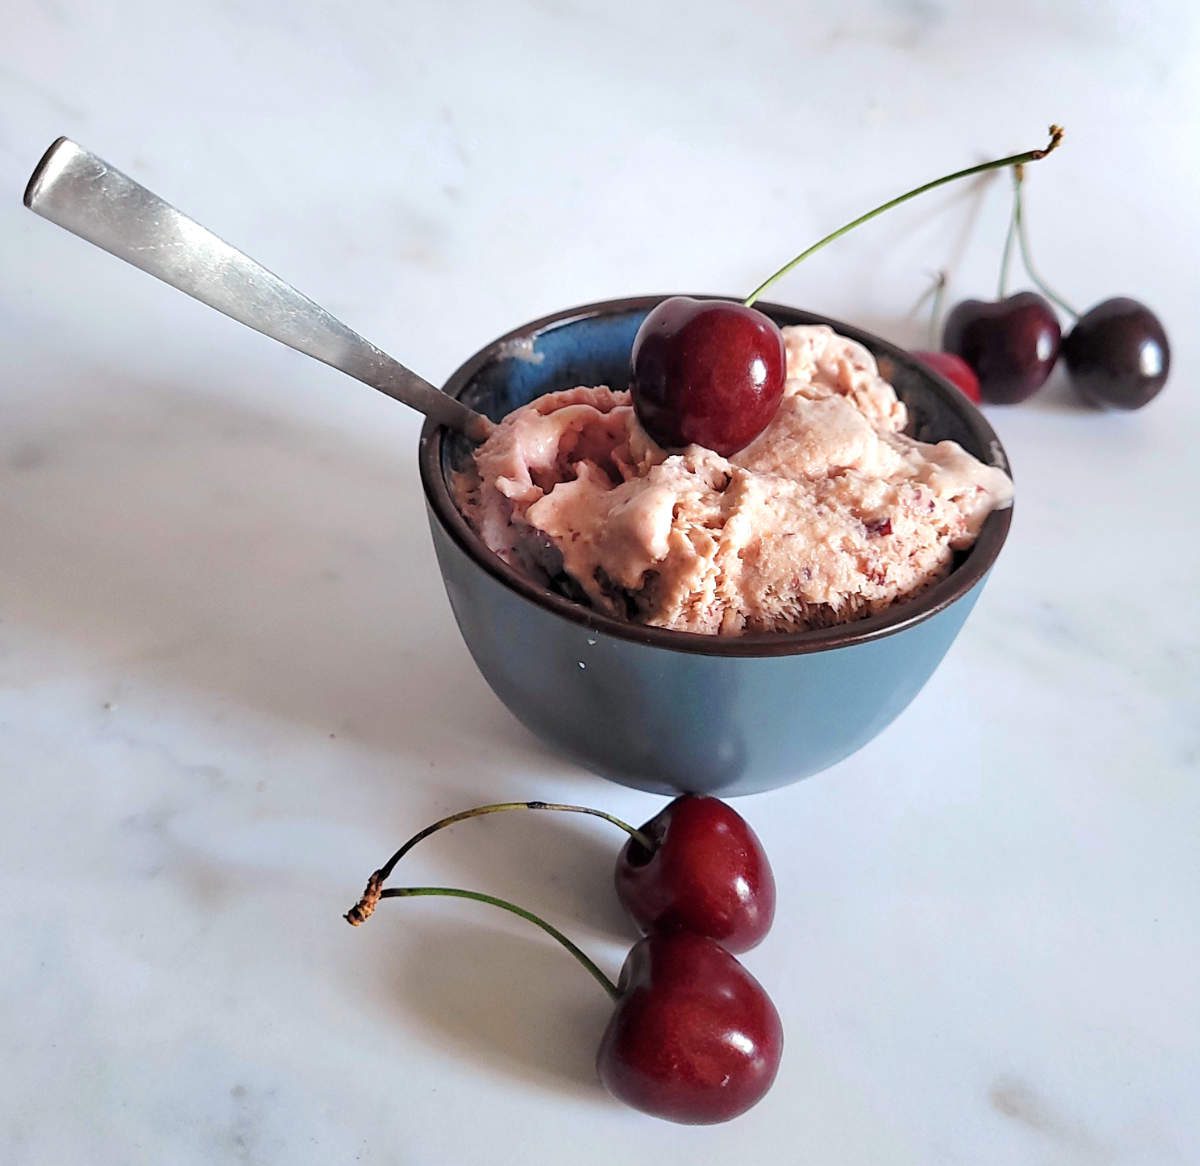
3 3 1198 1163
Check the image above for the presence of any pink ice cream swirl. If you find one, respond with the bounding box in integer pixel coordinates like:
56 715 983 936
455 325 1013 636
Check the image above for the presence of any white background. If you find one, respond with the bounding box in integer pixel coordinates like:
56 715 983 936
2 2 1198 1163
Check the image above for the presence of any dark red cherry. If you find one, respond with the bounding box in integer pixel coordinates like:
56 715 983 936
630 297 786 457
615 796 775 954
346 883 782 1124
942 292 1061 404
1062 297 1170 410
596 931 783 1124
911 350 982 404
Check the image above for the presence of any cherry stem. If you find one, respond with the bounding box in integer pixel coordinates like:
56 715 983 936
909 270 947 347
344 801 654 928
1011 165 1080 321
928 270 947 348
997 178 1018 299
370 884 621 1000
743 124 1065 309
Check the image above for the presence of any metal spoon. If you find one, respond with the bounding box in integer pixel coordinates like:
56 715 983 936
23 137 494 442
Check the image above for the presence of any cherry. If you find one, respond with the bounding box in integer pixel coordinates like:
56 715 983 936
346 796 775 950
911 350 982 404
597 930 783 1124
942 292 1061 404
346 884 783 1124
630 128 1064 457
615 795 775 954
933 149 1077 406
1062 297 1170 410
997 166 1170 411
630 297 786 457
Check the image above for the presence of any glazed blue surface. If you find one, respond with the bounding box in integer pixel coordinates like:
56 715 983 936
429 516 982 795
425 301 1004 796
472 311 645 422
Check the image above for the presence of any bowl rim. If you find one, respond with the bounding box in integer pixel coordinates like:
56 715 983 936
418 294 1013 659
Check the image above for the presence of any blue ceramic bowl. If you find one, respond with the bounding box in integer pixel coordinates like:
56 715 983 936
419 297 1012 796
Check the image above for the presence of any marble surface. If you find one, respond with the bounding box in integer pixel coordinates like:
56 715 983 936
2 2 1198 1162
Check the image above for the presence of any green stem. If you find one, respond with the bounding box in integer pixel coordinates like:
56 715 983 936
374 885 620 1000
997 182 1018 300
344 800 655 935
744 124 1065 308
1012 166 1080 321
929 270 947 348
908 270 946 346
366 801 653 890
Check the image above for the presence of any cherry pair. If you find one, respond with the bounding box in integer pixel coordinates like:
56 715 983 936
345 795 781 1124
942 295 1169 412
604 796 779 1123
936 165 1169 410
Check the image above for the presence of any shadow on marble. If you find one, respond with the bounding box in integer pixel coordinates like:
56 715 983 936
386 802 645 944
369 915 617 1104
1018 364 1097 415
0 368 558 776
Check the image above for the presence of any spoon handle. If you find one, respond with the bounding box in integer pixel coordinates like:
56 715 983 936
24 137 493 441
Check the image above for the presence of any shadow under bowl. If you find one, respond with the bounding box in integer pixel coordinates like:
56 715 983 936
419 296 1012 796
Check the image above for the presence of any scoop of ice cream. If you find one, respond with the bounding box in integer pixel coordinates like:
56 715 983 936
455 325 1013 635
